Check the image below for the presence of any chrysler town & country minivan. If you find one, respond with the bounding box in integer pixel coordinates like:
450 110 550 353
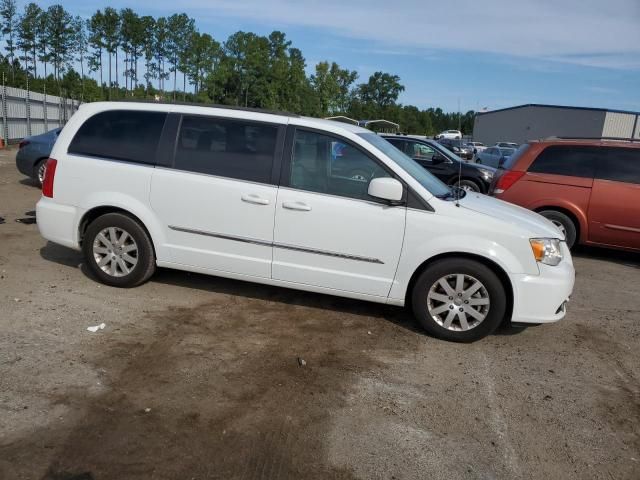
37 102 574 342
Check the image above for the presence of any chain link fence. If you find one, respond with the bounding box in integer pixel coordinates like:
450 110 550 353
1 82 81 144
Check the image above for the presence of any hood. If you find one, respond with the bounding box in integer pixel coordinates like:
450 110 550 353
468 163 497 173
458 192 563 239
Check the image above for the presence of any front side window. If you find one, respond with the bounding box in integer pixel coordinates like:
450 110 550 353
528 145 598 178
597 147 640 184
68 110 167 164
289 129 391 201
174 116 279 183
406 141 436 161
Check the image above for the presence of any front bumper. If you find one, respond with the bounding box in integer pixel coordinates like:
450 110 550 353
509 243 575 324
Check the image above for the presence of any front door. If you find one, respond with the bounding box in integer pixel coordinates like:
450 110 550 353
272 128 406 298
588 147 640 249
150 114 284 278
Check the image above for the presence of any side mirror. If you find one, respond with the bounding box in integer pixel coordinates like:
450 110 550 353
431 154 445 165
368 177 403 202
498 156 507 167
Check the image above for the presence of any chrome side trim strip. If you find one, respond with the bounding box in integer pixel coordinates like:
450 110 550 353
275 242 384 264
168 225 384 264
168 226 272 247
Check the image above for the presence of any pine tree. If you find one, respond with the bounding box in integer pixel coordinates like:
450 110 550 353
16 2 41 77
0 0 17 80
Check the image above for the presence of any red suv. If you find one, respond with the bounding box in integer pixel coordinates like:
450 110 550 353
491 140 640 252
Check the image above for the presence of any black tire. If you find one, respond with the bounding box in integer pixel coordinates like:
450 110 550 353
33 158 47 187
452 179 481 193
411 258 507 342
538 210 577 249
82 213 156 288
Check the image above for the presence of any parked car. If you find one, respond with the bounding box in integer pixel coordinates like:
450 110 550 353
495 142 519 148
437 138 474 161
15 128 61 186
37 102 574 342
476 146 516 167
436 130 462 140
383 135 496 193
466 141 487 155
491 140 640 252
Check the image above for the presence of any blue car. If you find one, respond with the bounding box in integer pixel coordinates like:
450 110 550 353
16 128 61 186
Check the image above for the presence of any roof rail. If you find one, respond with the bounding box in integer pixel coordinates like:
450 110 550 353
540 136 638 143
114 98 301 118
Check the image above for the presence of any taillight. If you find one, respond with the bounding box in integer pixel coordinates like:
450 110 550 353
19 140 30 149
494 170 525 194
42 158 57 198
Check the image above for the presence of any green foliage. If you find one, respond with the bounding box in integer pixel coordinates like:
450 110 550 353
0 4 475 134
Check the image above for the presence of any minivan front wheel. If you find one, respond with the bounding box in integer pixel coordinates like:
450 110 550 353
538 210 577 249
83 213 156 287
411 258 506 342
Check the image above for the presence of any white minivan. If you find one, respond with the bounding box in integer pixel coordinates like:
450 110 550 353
37 102 574 342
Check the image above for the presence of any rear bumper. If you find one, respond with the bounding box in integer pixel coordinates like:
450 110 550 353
509 245 575 324
36 197 81 250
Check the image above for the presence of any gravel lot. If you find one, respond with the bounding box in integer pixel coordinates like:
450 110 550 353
0 149 638 480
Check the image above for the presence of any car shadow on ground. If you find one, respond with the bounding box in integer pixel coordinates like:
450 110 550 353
18 178 39 188
572 245 640 269
39 241 527 338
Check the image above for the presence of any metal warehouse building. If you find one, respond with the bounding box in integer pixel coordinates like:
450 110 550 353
473 104 640 145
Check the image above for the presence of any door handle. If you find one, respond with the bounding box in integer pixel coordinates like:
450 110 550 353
241 194 270 205
282 201 312 212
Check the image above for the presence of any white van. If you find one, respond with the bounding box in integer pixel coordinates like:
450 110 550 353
37 102 574 342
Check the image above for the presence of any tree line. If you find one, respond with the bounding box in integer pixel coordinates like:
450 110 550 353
0 1 476 135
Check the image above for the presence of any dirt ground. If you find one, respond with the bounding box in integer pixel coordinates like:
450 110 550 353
0 149 638 480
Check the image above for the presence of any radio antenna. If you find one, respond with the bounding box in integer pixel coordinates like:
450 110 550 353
455 153 462 207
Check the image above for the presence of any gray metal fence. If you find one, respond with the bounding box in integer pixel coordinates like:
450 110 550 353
1 85 81 144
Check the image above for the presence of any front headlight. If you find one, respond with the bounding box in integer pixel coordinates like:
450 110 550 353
530 238 563 266
478 168 494 181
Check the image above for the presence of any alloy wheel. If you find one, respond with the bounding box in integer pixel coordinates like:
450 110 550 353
426 274 490 331
37 161 47 185
551 220 567 237
92 227 139 277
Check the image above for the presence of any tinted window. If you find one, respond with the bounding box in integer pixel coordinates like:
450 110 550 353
386 138 406 152
68 110 167 164
174 116 278 183
597 147 640 184
528 145 598 178
357 133 451 197
289 129 391 201
406 141 436 160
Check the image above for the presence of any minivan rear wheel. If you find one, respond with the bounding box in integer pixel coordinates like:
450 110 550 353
83 213 156 287
538 210 577 249
411 258 506 342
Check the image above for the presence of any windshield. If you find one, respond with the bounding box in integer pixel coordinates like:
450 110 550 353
499 147 516 156
359 133 451 197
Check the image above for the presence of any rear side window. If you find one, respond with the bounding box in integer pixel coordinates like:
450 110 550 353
528 145 598 178
68 110 167 164
174 115 279 183
597 147 640 184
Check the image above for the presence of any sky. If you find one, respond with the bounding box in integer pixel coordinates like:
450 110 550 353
28 0 640 113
